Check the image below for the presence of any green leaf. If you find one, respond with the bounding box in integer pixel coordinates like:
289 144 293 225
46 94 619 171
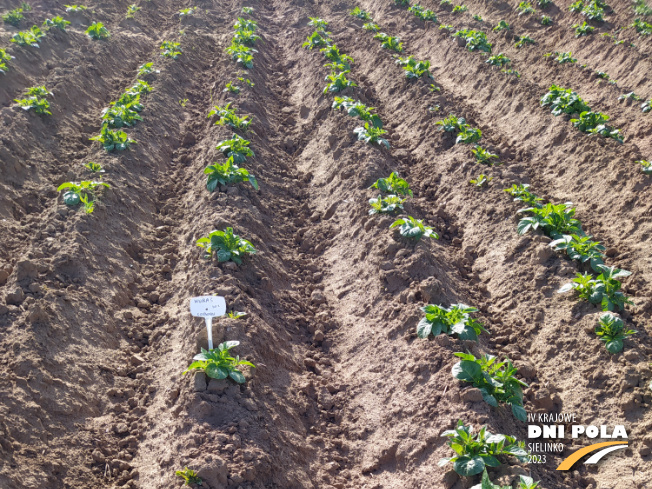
605 339 623 354
417 318 433 338
480 388 498 407
453 360 483 382
205 363 229 379
511 403 527 422
63 191 80 206
216 249 232 262
454 455 485 476
229 369 246 383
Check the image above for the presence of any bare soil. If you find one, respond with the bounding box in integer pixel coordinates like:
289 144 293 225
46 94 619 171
1 0 652 488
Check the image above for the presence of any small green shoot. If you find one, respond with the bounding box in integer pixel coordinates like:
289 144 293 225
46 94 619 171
390 216 438 241
43 16 71 30
160 40 182 58
470 174 492 187
204 160 258 192
196 228 256 264
86 22 109 40
353 123 389 148
175 467 202 486
126 4 141 18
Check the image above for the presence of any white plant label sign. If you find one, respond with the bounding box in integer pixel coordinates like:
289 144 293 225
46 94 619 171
189 296 226 349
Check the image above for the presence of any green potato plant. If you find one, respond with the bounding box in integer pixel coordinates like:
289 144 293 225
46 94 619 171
549 234 605 271
324 71 356 94
439 421 528 476
226 43 257 68
517 202 582 238
486 53 510 67
571 111 623 142
0 48 14 73
3 8 23 26
86 22 109 40
333 98 382 127
595 313 636 354
84 161 104 173
308 17 328 29
65 5 87 12
204 159 258 192
44 16 71 30
493 20 510 31
638 160 652 174
409 5 438 21
216 134 254 164
208 103 252 130
350 7 372 20
452 352 528 421
472 146 498 165
633 0 652 15
452 5 469 14
234 17 257 30
374 32 403 51
417 303 486 341
175 467 202 486
541 15 553 25
90 126 136 151
197 228 256 264
453 29 492 52
183 341 255 384
541 85 590 115
233 28 260 46
558 265 634 311
161 40 182 58
473 14 483 21
514 35 536 47
242 6 254 14
632 18 652 35
321 45 354 70
138 62 159 76
457 126 482 144
370 172 412 196
224 81 240 94
11 26 45 47
573 21 594 36
390 216 438 241
303 31 332 49
619 92 641 102
470 174 492 187
363 22 380 31
368 195 406 215
353 123 389 148
57 180 110 213
179 7 197 17
395 55 432 79
517 1 535 15
126 4 141 18
504 183 543 207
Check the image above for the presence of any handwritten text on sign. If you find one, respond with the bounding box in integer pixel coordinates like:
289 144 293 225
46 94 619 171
189 296 226 318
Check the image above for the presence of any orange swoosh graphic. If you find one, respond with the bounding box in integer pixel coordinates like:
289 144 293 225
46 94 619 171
556 441 628 470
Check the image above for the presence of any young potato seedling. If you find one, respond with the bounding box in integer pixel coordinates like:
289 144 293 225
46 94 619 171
452 352 528 421
179 7 197 17
84 161 104 173
227 311 247 319
417 303 486 341
86 22 109 40
0 48 14 73
182 341 255 384
208 103 252 130
395 55 432 79
571 111 623 142
515 35 536 47
57 180 110 213
472 146 498 165
65 5 88 12
363 22 380 32
473 14 483 21
175 467 202 486
541 85 590 115
216 134 254 164
637 160 652 175
493 20 510 31
204 159 258 192
333 98 382 127
368 195 406 215
308 17 328 30
324 71 356 94
390 216 438 241
439 420 528 476
126 4 141 18
573 21 594 36
197 228 256 264
237 77 254 88
395 0 410 6
409 5 438 21
374 33 403 51
632 18 652 35
137 62 159 76
504 183 543 207
234 17 258 31
370 172 413 196
242 6 254 14
517 1 535 15
321 45 354 69
3 8 23 26
160 41 182 58
224 81 240 94
453 29 492 52
303 31 331 49
44 16 71 30
549 234 605 271
469 174 492 187
353 123 390 148
90 126 136 151
486 53 510 67
452 5 469 14
595 313 636 354
226 43 257 68
517 202 582 238
350 7 372 20
15 87 52 115
233 28 260 46
619 92 641 102
11 26 45 47
558 265 634 311
541 15 553 25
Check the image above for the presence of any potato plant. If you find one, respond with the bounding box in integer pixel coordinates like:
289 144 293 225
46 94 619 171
183 341 255 384
353 123 389 148
226 43 257 68
472 146 498 165
324 71 356 94
452 5 469 14
179 7 197 17
493 20 510 31
370 172 412 196
541 15 553 25
469 174 492 187
101 105 142 128
204 160 258 191
321 45 354 70
571 111 623 142
439 421 528 476
11 26 45 47
453 29 492 53
540 85 589 115
374 32 403 52
86 22 109 40
160 41 182 58
558 265 633 311
409 5 438 21
233 28 260 46
175 467 202 486
216 134 254 163
417 303 485 341
573 21 594 36
452 352 528 421
90 126 136 151
303 31 331 49
368 195 406 215
3 8 23 26
308 17 328 29
391 216 438 241
333 97 382 127
350 7 372 20
632 18 652 35
65 5 87 12
471 470 510 489
44 16 71 30
504 183 543 207
57 180 110 213
595 313 636 354
549 234 605 271
517 202 582 238
208 103 252 130
395 56 432 79
125 4 141 18
363 22 380 31
234 17 257 31
0 48 14 73
486 53 510 67
197 228 256 264
517 1 535 15
638 160 652 174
